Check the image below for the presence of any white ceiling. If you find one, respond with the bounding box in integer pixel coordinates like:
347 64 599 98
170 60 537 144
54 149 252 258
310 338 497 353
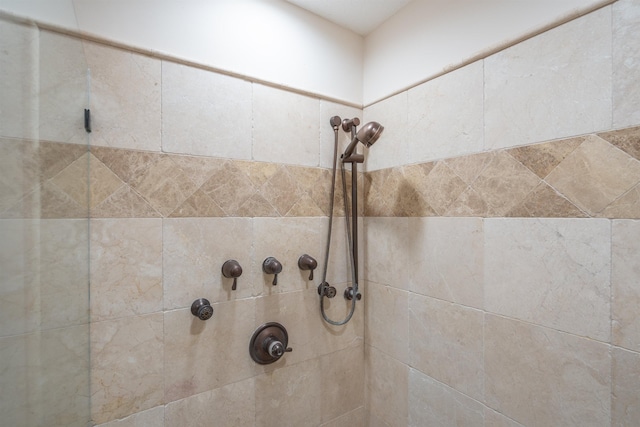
284 0 413 35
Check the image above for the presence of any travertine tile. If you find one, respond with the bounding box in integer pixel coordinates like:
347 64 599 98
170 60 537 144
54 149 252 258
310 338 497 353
407 61 484 162
0 139 39 214
409 368 484 427
485 218 610 341
364 92 408 171
91 186 160 218
95 406 164 427
162 61 252 158
409 294 484 400
199 160 257 216
90 146 162 185
485 315 611 427
365 346 408 427
598 125 640 161
169 188 225 218
471 152 540 216
483 409 524 427
485 7 611 149
506 137 583 179
320 342 365 423
0 334 29 425
165 378 254 427
168 154 227 187
408 217 484 309
90 219 162 321
613 0 640 128
444 187 491 217
320 408 365 427
612 220 640 352
445 151 494 186
84 41 161 151
164 301 256 402
39 141 88 182
612 346 640 426
2 180 87 219
419 161 468 215
253 84 320 167
91 314 163 424
236 193 278 217
260 167 304 215
600 183 640 219
163 218 255 308
363 217 410 289
255 358 322 427
546 135 640 215
506 182 587 218
365 283 409 363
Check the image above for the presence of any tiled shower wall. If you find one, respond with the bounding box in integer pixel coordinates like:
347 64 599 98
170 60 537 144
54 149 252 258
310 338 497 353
0 17 366 427
362 1 640 426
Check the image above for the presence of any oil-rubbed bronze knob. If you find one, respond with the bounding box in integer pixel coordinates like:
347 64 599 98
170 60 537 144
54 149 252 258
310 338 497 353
262 257 282 286
222 260 243 291
191 298 213 320
249 322 293 364
297 254 318 281
344 287 361 301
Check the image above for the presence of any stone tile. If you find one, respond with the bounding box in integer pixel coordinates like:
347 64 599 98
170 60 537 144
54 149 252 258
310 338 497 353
90 146 162 185
612 346 640 426
169 154 226 187
612 220 640 352
165 378 254 427
39 141 88 181
130 155 198 217
95 406 164 427
365 283 409 363
363 217 410 289
320 408 365 427
363 92 408 171
407 61 484 162
365 346 408 427
485 218 611 341
84 41 161 151
320 342 365 423
444 187 491 217
0 139 39 214
288 165 331 214
420 161 468 215
164 301 256 402
409 294 484 400
260 167 304 216
483 409 524 427
471 151 541 216
90 219 162 321
2 181 87 219
0 334 29 425
409 368 484 427
163 218 255 308
600 183 640 219
286 193 325 216
234 160 280 188
445 151 494 186
546 135 640 215
236 193 279 217
506 182 587 218
598 125 640 161
408 217 484 309
485 315 611 427
162 61 252 158
485 8 611 149
255 358 322 427
91 313 163 424
506 137 583 179
613 0 640 128
253 84 320 167
91 186 161 218
169 188 225 218
199 160 257 216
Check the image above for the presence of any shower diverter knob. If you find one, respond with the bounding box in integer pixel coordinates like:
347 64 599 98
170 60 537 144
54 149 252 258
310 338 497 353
222 259 243 290
298 254 317 280
262 257 282 286
249 322 293 364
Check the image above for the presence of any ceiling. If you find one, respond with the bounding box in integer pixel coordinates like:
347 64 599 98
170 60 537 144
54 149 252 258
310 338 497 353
284 0 413 35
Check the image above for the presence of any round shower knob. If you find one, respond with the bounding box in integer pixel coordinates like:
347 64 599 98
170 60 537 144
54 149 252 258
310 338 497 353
318 282 337 299
191 298 214 320
344 287 361 301
249 322 293 364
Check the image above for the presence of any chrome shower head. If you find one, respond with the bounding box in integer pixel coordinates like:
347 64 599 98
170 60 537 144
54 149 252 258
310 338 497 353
342 120 384 160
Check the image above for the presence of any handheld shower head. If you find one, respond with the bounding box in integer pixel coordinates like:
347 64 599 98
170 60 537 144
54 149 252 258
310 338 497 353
342 121 384 161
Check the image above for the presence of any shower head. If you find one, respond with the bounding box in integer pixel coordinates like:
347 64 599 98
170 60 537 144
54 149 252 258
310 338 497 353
342 121 384 161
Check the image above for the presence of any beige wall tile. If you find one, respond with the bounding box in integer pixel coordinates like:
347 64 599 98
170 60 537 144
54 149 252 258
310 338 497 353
485 315 611 427
485 7 612 149
363 217 410 290
162 61 252 159
407 61 484 162
84 41 161 152
255 358 322 427
546 135 640 215
91 313 164 424
365 345 408 427
408 217 484 309
409 368 484 427
409 294 484 400
0 139 39 214
95 406 164 427
320 342 365 423
90 219 162 321
483 409 524 427
365 282 408 364
613 0 640 128
253 84 320 167
363 92 408 171
612 220 640 352
164 300 256 402
506 137 583 179
612 346 640 426
485 218 611 341
320 407 365 427
165 378 254 427
163 218 255 309
0 334 29 425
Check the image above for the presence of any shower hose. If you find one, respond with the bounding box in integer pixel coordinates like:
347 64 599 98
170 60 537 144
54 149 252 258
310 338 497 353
319 124 359 326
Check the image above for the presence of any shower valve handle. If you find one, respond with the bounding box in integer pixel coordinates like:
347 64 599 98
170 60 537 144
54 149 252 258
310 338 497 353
298 254 318 281
262 257 282 286
222 259 243 291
